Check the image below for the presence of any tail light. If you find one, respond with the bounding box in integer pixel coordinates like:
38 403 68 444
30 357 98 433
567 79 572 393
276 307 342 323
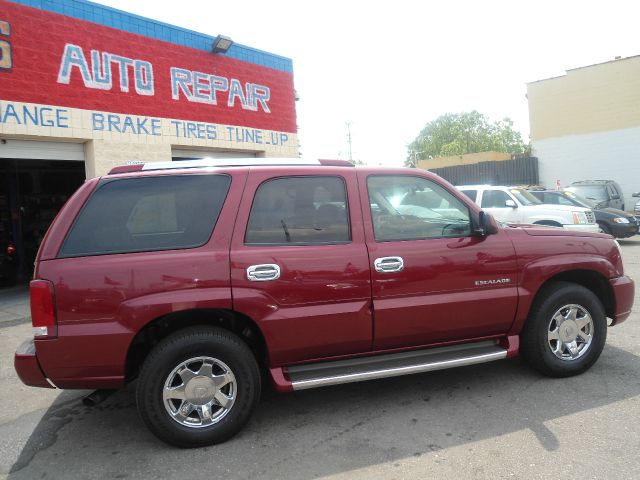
30 280 57 338
6 243 16 255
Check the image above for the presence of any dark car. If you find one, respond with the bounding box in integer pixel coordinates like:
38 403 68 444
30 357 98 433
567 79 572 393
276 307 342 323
632 192 640 221
566 180 625 211
529 189 638 238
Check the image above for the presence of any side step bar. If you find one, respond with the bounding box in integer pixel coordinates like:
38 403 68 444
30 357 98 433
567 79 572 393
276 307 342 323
287 340 507 391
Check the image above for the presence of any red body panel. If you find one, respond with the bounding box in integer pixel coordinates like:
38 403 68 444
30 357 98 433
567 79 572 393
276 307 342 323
0 0 297 134
13 165 634 391
356 170 519 348
230 167 373 366
609 275 634 325
14 340 53 389
30 169 246 388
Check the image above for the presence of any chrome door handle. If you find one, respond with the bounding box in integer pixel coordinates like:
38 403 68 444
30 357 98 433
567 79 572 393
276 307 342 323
247 264 281 281
374 256 404 273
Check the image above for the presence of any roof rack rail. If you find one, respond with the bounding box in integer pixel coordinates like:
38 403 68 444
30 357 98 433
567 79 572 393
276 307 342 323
107 157 355 175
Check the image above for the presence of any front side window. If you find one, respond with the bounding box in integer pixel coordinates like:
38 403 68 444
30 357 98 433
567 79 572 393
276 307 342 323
245 176 350 245
481 190 512 208
61 174 230 257
367 175 471 241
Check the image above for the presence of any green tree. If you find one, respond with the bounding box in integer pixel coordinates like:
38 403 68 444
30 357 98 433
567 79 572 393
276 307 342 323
406 111 527 166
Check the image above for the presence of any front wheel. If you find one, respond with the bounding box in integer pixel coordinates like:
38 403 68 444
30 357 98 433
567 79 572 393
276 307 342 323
136 326 261 447
520 282 607 377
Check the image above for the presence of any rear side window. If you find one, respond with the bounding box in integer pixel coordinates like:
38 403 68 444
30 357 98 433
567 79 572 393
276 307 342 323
60 174 230 257
481 190 512 208
245 176 350 245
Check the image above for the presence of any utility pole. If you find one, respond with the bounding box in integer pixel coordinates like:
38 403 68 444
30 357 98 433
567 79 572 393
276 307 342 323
346 122 353 162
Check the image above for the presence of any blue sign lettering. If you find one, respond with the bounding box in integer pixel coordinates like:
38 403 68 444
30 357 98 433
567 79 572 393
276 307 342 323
0 103 69 128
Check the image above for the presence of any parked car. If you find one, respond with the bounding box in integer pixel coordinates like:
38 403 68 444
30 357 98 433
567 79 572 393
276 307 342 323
632 192 640 220
458 185 599 232
566 180 625 211
15 159 634 447
529 189 638 238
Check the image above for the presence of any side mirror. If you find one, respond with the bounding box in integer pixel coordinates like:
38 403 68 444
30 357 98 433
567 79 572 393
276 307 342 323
632 192 640 198
505 199 517 208
474 211 499 237
611 194 620 200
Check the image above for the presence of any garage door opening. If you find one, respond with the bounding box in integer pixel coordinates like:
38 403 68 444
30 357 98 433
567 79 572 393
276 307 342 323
1 159 86 285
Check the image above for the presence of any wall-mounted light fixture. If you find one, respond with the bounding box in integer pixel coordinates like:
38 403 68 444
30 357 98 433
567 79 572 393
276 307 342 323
212 35 233 54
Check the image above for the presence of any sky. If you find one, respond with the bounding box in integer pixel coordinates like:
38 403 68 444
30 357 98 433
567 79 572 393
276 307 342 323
96 0 639 166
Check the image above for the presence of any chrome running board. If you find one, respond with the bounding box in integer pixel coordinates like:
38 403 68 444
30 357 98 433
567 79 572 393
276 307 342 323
287 340 507 391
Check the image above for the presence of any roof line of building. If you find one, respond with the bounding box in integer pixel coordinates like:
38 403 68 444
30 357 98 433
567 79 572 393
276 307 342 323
527 54 640 85
8 0 294 73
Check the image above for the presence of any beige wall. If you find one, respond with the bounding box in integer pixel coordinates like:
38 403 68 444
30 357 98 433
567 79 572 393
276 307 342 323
416 151 511 170
527 55 640 141
0 100 300 178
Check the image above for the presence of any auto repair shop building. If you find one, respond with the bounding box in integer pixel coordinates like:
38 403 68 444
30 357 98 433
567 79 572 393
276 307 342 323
0 0 298 280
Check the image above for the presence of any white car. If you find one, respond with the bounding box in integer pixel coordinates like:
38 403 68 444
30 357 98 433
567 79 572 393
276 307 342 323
458 185 599 233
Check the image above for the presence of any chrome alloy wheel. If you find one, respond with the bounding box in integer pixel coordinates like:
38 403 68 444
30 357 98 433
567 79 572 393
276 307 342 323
547 304 594 361
163 356 237 428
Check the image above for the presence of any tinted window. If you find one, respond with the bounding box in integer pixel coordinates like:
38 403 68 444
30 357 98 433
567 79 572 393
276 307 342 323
509 188 540 206
368 175 470 241
569 185 607 201
555 195 576 206
529 191 545 202
245 176 350 245
61 175 230 257
481 190 512 208
536 192 559 204
460 190 477 202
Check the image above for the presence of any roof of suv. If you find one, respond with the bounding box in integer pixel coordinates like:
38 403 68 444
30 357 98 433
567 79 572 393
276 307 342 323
570 180 617 185
107 158 356 175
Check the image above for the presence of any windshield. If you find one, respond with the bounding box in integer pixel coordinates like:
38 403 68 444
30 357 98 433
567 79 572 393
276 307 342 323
567 185 607 202
509 188 541 206
563 190 596 208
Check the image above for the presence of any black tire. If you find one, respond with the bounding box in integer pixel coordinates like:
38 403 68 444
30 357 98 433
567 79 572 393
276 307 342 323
136 326 261 448
520 281 607 377
598 222 612 235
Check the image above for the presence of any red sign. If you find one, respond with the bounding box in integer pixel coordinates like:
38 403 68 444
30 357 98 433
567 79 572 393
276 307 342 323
0 0 296 133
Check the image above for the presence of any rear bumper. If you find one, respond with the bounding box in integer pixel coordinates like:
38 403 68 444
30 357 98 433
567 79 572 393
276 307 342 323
14 339 55 388
610 275 635 325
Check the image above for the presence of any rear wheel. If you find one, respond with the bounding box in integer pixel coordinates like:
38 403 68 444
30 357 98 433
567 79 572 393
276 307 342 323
136 326 261 447
521 282 607 377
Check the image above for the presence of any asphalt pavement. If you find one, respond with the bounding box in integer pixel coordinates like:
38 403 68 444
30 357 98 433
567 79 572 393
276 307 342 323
1 239 639 480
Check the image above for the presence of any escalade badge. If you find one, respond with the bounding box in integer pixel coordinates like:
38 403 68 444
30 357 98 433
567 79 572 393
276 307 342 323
475 278 511 286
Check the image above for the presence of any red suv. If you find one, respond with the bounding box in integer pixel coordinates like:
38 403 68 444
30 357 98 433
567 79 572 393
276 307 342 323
14 159 634 447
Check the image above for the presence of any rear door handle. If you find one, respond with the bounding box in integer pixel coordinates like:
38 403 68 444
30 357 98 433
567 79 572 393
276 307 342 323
374 256 404 273
247 264 281 281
